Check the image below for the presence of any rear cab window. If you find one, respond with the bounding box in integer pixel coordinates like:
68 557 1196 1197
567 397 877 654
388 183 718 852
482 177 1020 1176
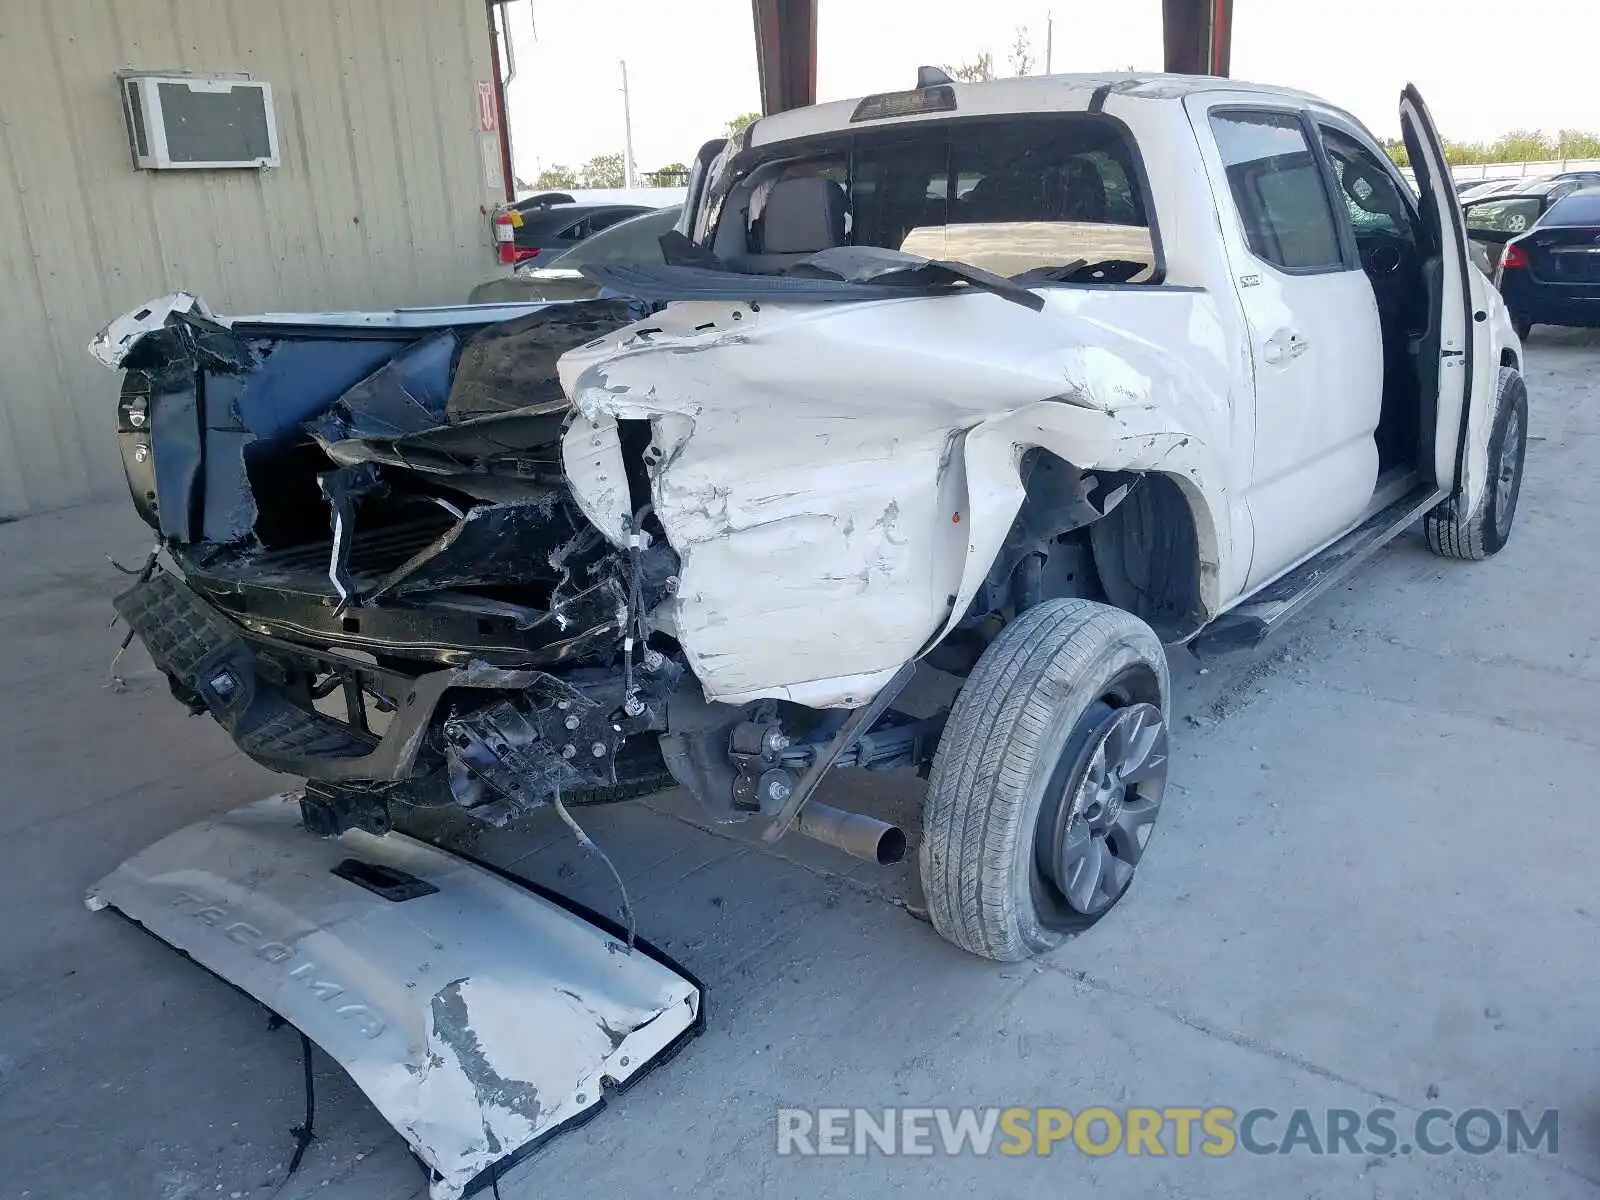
715 115 1161 283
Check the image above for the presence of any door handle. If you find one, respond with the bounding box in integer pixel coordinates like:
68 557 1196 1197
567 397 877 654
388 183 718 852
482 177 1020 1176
1262 330 1309 365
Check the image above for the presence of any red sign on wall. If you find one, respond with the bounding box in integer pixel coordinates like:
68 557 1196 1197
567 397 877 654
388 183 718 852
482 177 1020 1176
476 80 498 133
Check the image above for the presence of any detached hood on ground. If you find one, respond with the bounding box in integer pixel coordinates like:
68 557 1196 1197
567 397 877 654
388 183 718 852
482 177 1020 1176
88 795 703 1200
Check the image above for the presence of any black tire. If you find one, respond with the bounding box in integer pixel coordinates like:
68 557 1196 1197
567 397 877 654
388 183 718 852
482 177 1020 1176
1512 316 1533 341
1424 366 1528 561
919 599 1170 961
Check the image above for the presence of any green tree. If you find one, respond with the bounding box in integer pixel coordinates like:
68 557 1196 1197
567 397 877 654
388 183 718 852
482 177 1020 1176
1487 129 1556 162
1008 27 1034 76
644 162 690 186
531 164 578 190
1556 129 1600 158
579 153 626 189
942 52 995 82
725 112 761 137
1380 138 1409 168
1379 129 1600 168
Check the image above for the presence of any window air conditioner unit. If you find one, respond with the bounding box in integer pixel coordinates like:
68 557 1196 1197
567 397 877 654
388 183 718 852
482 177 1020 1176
120 74 279 170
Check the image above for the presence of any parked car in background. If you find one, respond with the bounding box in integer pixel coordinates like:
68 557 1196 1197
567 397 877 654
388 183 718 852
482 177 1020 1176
1459 178 1526 202
489 200 651 264
1458 171 1600 206
472 206 682 303
1463 178 1600 276
1495 187 1600 337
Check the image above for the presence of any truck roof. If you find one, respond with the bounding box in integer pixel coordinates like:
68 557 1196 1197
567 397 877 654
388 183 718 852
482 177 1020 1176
749 72 1334 146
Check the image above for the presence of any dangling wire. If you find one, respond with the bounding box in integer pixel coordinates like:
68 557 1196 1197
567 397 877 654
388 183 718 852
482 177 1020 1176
106 541 162 691
285 1032 317 1177
551 785 635 952
619 507 649 711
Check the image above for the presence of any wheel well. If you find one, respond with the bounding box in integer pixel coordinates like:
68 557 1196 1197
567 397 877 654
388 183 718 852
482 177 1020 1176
927 455 1207 674
1088 472 1207 643
1500 346 1519 371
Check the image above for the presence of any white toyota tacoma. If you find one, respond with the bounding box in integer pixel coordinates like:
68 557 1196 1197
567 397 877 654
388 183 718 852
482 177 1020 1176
95 72 1528 962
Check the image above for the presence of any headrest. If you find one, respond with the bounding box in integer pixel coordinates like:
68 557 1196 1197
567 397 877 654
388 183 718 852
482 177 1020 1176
758 176 847 253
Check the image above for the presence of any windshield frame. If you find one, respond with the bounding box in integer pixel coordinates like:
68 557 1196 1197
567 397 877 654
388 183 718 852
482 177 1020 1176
696 110 1168 286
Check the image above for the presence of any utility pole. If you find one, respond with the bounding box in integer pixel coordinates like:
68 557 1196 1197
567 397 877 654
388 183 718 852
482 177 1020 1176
619 58 637 189
1045 11 1053 74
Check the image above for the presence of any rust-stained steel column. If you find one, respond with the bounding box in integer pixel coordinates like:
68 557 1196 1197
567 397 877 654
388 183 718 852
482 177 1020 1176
752 0 818 115
1162 0 1234 76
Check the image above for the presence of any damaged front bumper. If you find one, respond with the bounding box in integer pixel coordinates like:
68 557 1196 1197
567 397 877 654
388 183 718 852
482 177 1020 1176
87 795 704 1199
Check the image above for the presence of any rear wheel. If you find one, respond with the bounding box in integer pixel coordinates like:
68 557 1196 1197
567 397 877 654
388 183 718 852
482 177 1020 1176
1512 316 1533 341
1424 366 1528 561
919 599 1170 961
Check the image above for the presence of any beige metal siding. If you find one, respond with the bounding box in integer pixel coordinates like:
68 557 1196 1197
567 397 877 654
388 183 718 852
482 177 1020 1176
0 0 502 516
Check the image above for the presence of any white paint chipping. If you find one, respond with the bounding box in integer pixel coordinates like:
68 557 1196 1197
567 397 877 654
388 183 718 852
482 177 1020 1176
558 290 1234 709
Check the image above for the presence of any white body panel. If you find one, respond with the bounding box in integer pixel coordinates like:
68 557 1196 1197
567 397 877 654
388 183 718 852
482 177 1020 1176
87 795 701 1200
1182 90 1385 588
92 77 1517 718
559 289 1238 708
557 76 1519 711
1401 90 1498 515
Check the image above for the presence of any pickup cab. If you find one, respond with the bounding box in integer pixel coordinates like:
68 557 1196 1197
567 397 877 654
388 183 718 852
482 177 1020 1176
94 73 1528 961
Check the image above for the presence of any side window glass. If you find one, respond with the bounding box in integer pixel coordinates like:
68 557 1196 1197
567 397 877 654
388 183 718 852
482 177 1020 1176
1318 126 1412 239
1209 110 1343 271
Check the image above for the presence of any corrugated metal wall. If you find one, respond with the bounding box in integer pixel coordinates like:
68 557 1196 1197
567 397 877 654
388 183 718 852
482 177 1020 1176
0 0 503 517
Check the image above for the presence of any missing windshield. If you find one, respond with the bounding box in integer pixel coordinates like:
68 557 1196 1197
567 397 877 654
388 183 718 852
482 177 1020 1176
706 114 1162 285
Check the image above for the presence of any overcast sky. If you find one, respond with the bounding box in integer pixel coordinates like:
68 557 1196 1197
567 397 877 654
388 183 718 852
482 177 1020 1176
503 0 1600 179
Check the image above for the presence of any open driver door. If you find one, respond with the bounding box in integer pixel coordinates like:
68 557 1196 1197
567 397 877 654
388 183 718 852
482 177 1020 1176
1400 84 1495 513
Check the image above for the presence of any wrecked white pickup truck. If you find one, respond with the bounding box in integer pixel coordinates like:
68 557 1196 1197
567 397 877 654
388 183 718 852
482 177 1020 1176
94 72 1526 963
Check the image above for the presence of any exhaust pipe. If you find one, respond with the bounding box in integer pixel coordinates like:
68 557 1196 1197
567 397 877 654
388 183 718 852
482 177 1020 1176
794 802 907 866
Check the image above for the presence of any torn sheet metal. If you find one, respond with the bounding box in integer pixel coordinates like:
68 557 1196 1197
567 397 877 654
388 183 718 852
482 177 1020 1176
88 796 703 1199
558 289 1235 709
88 291 218 368
445 299 645 422
303 330 462 443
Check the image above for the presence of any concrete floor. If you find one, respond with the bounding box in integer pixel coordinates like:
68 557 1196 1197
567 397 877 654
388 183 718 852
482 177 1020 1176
3 332 1598 1200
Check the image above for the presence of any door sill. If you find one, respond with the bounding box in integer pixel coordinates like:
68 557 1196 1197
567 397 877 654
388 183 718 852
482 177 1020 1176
1192 480 1444 658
